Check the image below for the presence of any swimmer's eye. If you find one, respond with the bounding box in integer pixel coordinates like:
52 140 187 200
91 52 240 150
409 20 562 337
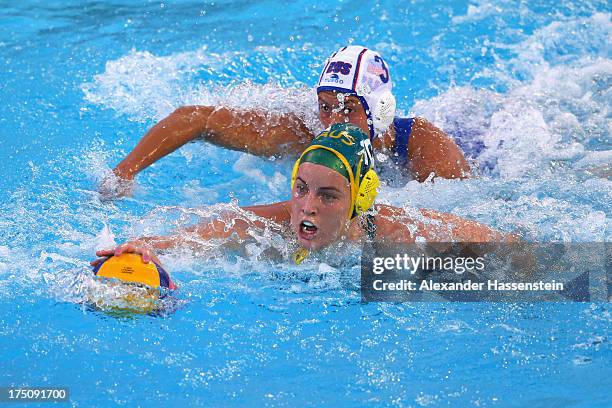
295 183 308 196
320 192 338 203
319 103 331 112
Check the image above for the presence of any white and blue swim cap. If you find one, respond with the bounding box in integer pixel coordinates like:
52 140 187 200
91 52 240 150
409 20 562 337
317 45 396 139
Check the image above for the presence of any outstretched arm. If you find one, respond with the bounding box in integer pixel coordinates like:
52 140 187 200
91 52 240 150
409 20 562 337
91 201 291 265
407 118 471 182
102 106 313 197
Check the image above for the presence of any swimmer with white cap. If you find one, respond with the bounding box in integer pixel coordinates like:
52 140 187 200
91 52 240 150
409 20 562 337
94 124 511 266
100 46 471 199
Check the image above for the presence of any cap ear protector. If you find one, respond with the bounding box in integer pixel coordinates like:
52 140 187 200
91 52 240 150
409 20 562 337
290 147 379 219
370 91 396 135
354 168 380 215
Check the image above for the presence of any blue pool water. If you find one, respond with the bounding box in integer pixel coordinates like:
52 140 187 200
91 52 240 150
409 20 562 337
1 1 610 406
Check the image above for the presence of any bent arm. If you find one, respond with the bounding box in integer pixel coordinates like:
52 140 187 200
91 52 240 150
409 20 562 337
415 208 513 242
407 118 471 182
114 106 213 180
114 106 312 180
374 205 514 243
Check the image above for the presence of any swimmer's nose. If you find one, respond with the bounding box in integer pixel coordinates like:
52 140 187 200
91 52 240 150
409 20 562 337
329 110 347 124
301 192 318 215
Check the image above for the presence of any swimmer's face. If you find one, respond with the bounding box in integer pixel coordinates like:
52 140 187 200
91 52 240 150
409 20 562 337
318 91 369 135
291 162 352 250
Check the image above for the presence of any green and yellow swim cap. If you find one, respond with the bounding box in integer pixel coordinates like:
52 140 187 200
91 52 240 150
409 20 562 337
291 123 380 219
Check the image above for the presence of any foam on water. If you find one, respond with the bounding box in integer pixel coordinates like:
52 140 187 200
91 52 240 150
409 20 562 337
451 2 504 24
413 13 611 178
81 46 322 132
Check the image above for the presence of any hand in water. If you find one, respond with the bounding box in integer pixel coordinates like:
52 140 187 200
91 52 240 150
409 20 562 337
98 170 134 201
90 242 162 268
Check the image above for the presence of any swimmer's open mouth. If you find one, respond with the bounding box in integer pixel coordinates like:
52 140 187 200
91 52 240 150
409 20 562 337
300 220 318 236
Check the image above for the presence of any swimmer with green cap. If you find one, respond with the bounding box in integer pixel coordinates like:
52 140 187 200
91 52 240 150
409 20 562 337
93 124 514 268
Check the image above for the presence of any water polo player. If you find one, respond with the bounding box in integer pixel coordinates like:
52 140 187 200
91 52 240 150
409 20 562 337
93 124 510 267
100 45 470 198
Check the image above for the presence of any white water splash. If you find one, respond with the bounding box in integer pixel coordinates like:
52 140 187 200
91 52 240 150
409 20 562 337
81 47 321 131
413 13 611 178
